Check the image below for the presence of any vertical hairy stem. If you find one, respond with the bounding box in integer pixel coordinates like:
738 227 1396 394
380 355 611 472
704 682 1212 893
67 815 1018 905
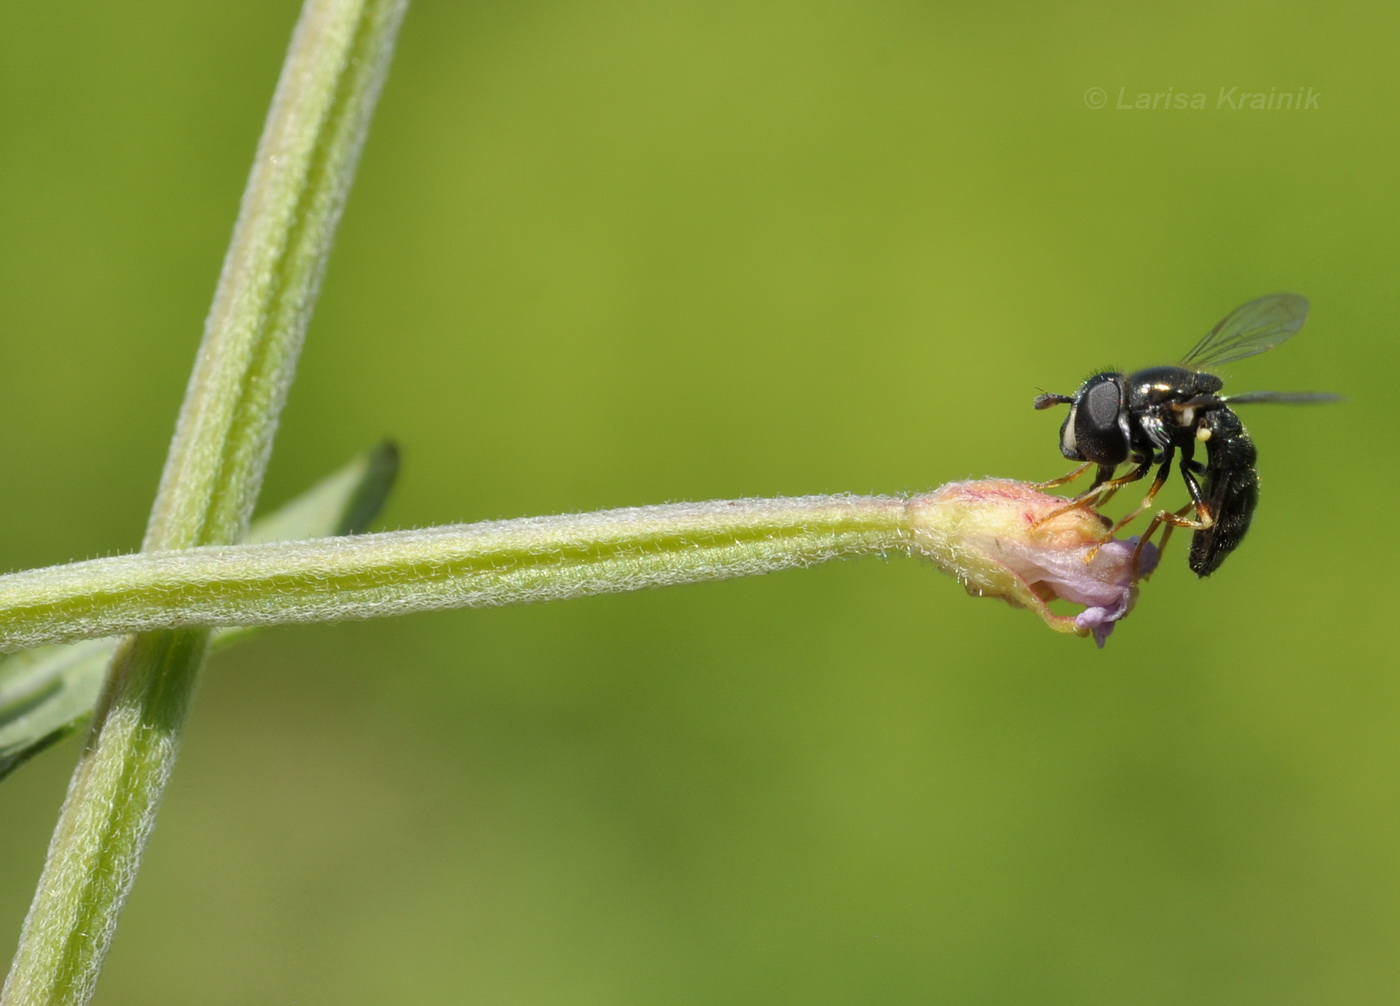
3 1 409 1001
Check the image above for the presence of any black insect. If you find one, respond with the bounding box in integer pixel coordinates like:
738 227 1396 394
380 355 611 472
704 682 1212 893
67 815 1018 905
1033 293 1337 576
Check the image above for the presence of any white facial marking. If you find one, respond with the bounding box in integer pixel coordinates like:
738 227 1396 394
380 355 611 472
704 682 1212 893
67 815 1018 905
1196 425 1212 442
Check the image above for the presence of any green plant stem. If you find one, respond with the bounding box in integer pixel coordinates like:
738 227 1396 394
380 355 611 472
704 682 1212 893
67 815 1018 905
0 496 913 652
3 1 408 1002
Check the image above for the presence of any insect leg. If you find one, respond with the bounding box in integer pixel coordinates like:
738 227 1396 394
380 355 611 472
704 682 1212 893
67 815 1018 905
1084 455 1153 498
1033 456 1152 530
1032 462 1094 490
1177 461 1214 528
1133 502 1197 577
1103 450 1177 538
1127 442 1218 576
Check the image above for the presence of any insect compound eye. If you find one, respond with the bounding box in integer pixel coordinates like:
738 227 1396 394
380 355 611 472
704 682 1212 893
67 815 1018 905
1066 374 1130 465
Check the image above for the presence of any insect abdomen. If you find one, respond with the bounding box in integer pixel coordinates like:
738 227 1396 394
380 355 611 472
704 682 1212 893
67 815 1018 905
1189 408 1259 577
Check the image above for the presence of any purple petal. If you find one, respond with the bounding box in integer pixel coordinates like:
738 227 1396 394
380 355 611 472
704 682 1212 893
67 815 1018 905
1070 538 1158 648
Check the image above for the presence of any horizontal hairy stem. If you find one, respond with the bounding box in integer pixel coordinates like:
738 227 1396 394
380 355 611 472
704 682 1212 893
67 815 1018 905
0 496 913 652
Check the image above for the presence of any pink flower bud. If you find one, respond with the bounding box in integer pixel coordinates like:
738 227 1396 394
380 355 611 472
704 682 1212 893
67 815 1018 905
905 479 1157 647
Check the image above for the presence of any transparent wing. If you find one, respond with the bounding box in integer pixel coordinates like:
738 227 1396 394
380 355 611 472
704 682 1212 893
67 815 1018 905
1180 293 1310 368
1222 390 1342 405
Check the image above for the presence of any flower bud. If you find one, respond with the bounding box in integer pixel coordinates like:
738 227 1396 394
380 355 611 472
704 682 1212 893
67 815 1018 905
905 479 1157 647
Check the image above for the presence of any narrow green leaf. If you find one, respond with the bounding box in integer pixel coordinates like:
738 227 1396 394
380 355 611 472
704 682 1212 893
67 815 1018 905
244 440 399 543
0 641 112 781
0 442 399 780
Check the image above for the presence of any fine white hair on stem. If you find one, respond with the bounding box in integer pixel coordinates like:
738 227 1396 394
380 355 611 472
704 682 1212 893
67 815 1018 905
0 482 1156 654
0 495 909 651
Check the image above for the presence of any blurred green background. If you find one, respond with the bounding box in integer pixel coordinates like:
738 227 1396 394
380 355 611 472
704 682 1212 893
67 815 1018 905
0 1 1394 1002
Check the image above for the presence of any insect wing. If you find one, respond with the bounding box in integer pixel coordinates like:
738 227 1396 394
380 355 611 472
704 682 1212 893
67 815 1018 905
1223 390 1342 405
1180 293 1309 368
